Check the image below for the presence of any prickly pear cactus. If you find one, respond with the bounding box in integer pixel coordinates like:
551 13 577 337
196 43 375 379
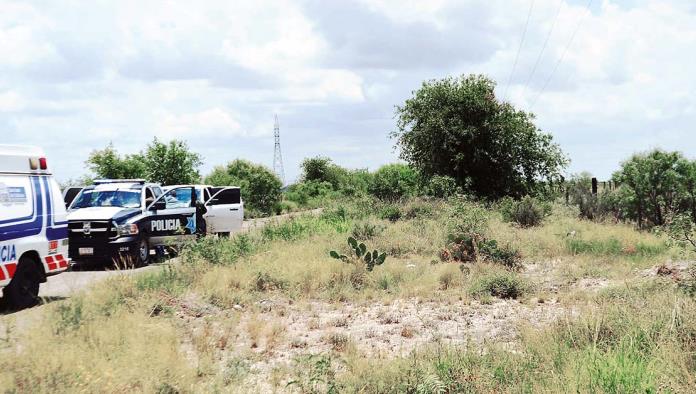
330 237 387 271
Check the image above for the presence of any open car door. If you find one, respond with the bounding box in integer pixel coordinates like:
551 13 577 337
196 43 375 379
63 186 84 208
147 186 199 246
205 187 243 235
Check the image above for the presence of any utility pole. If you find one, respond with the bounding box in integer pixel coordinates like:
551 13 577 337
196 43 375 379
273 114 285 185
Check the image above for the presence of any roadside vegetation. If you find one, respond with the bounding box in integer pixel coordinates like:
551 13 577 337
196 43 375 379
6 73 696 392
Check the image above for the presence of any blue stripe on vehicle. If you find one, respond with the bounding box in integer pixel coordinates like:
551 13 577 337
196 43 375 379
42 176 68 241
0 176 44 242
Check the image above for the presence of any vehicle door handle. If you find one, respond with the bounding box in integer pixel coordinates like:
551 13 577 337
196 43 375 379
229 208 239 211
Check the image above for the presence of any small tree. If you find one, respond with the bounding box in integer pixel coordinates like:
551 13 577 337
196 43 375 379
612 150 691 228
143 138 202 185
205 160 282 216
368 163 419 201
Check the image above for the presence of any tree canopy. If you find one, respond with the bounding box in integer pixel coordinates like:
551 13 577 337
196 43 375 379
205 159 282 216
392 74 567 199
86 139 202 185
612 149 696 228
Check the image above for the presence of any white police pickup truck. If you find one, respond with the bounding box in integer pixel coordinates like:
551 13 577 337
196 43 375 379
0 145 70 309
67 181 207 267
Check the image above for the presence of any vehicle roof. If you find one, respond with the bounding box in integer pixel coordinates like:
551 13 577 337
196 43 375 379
0 144 51 175
164 184 213 189
85 183 146 191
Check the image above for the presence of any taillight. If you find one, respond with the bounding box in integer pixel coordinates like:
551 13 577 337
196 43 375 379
29 158 39 170
39 157 48 170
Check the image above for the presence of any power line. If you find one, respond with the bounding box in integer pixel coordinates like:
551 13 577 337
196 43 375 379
519 0 564 100
530 0 594 109
503 0 536 101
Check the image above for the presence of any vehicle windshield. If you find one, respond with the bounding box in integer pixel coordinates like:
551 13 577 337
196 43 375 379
71 189 141 209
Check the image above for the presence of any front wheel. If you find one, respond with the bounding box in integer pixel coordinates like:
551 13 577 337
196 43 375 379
2 256 42 310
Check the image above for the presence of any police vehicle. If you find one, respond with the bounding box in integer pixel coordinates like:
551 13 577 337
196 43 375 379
67 180 206 267
0 145 70 309
164 184 244 236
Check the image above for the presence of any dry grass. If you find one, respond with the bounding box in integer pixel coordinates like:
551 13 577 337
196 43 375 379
1 198 694 392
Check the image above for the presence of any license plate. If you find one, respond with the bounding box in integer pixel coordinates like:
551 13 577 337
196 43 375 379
79 247 94 256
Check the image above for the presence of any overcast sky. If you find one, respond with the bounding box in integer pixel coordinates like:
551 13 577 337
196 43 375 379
2 0 696 183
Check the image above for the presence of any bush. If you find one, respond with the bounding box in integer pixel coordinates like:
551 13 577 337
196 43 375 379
403 200 434 220
441 199 522 269
566 173 619 221
499 196 549 227
470 272 530 299
368 163 420 201
379 205 402 222
284 181 336 206
205 159 282 216
274 200 299 215
423 175 462 198
351 221 385 241
478 239 523 270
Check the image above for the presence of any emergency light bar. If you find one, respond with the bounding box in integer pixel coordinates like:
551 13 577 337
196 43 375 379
94 179 146 185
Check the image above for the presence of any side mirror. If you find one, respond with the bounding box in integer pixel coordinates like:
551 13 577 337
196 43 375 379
150 200 166 211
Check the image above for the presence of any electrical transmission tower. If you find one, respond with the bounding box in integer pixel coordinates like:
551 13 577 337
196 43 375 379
273 114 285 185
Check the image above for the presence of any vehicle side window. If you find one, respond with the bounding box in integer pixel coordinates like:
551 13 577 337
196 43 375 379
163 188 194 209
204 188 211 202
209 188 241 205
153 187 163 197
0 175 32 221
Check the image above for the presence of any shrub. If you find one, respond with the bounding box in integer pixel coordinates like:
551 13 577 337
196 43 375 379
403 200 434 220
470 272 530 299
284 180 336 206
423 175 462 198
351 221 385 241
368 163 420 201
254 272 287 292
205 159 282 216
379 205 402 222
441 199 522 269
478 239 523 270
278 200 299 214
499 196 549 227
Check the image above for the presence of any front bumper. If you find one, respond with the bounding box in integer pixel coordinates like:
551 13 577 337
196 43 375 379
68 236 139 266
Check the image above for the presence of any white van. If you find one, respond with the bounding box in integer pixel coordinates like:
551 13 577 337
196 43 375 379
0 145 70 309
163 184 244 235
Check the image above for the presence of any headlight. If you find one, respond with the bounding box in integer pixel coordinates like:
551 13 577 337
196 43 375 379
117 224 139 237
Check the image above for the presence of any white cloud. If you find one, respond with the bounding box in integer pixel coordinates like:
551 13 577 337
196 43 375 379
2 0 696 182
154 108 244 137
0 91 25 112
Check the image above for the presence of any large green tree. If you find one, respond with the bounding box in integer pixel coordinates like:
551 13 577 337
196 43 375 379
392 74 567 199
205 159 282 216
86 139 202 186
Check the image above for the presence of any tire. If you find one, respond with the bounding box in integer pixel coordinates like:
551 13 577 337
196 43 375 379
2 256 42 310
135 237 150 268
